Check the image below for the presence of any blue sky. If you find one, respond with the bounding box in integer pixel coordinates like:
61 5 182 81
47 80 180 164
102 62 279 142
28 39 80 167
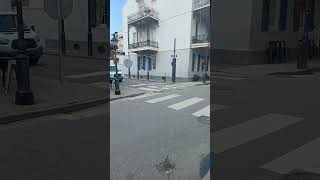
110 0 126 34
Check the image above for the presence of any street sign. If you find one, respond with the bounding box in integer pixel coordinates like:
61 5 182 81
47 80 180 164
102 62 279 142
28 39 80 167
44 0 73 20
124 59 133 68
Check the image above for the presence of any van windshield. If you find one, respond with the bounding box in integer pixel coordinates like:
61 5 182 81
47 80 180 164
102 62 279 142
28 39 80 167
0 15 17 32
110 66 117 72
0 14 31 32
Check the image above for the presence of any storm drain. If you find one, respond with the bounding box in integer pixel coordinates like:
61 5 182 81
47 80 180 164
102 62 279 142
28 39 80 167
155 155 176 178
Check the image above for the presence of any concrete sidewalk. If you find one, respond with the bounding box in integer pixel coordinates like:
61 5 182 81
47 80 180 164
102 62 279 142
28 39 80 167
0 77 143 124
212 60 320 77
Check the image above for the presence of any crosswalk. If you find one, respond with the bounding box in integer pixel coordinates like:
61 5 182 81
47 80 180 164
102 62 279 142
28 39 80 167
211 102 320 177
130 82 208 92
126 92 210 118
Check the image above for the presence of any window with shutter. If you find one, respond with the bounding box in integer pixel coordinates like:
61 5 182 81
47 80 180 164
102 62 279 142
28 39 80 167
279 0 288 31
192 53 195 71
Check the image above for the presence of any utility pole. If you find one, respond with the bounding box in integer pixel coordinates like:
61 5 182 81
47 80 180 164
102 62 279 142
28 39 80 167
57 0 63 84
171 38 177 83
14 0 34 105
61 19 66 54
88 0 93 56
301 0 314 69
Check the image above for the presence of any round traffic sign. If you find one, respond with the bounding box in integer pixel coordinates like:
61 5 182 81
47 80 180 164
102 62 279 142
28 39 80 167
44 0 73 20
124 59 133 68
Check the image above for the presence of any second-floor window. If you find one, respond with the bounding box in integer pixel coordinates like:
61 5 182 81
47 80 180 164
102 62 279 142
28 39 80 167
261 0 288 32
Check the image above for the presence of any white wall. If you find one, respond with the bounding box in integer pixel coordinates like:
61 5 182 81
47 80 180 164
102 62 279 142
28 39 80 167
213 0 253 50
123 0 194 79
0 0 12 11
22 0 106 44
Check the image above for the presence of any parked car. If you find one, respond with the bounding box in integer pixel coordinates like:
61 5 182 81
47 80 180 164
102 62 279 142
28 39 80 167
0 12 44 65
110 60 123 83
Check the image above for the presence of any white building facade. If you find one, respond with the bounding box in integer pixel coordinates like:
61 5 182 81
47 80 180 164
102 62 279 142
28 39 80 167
212 0 320 64
9 0 108 56
122 0 210 81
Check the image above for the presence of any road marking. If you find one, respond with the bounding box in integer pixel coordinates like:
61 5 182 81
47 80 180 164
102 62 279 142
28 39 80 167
261 137 320 174
145 94 181 103
212 114 304 154
137 87 163 92
128 93 162 100
213 75 244 80
168 97 204 110
131 83 166 87
65 71 107 78
90 81 107 88
212 104 227 111
192 105 210 117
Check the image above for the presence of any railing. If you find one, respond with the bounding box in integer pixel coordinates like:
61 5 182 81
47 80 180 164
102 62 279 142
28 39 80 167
192 0 210 10
192 35 209 44
129 40 158 49
128 7 159 24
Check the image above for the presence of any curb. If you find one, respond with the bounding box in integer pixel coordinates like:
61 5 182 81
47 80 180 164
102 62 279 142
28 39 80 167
0 96 108 125
110 91 145 101
43 50 106 60
0 92 144 125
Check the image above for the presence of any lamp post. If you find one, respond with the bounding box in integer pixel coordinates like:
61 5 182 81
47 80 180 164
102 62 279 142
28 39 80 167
111 32 121 95
88 0 93 56
171 38 177 83
13 0 34 105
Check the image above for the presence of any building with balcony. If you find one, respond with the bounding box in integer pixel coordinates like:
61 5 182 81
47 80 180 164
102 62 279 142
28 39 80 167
122 0 210 81
213 0 320 64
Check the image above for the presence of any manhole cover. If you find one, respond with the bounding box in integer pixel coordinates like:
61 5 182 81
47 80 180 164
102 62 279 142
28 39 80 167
155 155 176 177
197 116 210 125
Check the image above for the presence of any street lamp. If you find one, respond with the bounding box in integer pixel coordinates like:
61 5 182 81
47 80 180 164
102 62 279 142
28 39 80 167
88 0 93 56
13 0 34 105
111 32 121 95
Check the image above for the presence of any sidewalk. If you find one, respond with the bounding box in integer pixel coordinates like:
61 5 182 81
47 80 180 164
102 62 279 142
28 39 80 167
212 60 320 77
0 77 143 124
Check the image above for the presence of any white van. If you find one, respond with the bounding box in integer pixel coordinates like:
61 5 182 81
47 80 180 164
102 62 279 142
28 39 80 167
0 11 44 65
109 60 123 83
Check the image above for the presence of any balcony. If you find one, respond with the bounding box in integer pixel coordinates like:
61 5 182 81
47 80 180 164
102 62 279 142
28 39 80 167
191 35 209 48
128 7 159 26
192 0 210 11
129 40 159 53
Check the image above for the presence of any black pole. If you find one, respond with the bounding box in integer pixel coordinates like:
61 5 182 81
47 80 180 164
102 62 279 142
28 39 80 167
88 0 93 56
61 19 66 54
14 0 34 105
112 32 121 95
172 38 176 83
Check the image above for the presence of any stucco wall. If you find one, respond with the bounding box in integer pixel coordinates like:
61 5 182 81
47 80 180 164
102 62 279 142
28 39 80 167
122 0 195 78
213 0 253 50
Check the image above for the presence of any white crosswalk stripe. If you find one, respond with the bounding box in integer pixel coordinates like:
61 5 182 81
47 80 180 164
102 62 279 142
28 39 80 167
168 97 204 110
137 87 163 92
192 105 210 117
213 75 244 81
145 94 181 103
65 71 107 79
127 93 162 100
212 114 304 154
261 137 320 174
131 83 166 87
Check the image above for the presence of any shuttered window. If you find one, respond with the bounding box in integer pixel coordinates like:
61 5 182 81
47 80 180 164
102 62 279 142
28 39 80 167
261 0 270 32
279 0 288 31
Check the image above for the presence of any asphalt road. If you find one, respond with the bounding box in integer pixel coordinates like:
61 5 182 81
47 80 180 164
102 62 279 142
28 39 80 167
212 74 320 180
0 104 109 180
110 83 210 180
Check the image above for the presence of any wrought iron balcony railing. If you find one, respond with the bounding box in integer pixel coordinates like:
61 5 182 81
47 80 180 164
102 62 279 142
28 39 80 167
192 0 210 10
192 35 209 44
128 7 159 24
129 40 159 49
